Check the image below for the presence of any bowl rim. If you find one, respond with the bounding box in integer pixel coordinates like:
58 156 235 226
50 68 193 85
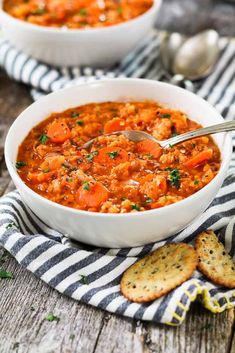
4 78 232 219
0 0 161 35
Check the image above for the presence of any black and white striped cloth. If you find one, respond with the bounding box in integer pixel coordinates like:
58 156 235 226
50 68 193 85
0 31 235 325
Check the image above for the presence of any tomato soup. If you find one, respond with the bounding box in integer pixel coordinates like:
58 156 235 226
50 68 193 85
16 101 221 213
4 0 153 29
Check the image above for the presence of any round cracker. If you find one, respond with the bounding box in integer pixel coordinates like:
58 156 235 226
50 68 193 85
195 230 235 288
120 243 198 303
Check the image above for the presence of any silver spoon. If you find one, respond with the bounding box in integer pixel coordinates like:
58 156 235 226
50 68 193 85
83 120 235 150
160 32 187 73
173 30 220 81
160 30 220 91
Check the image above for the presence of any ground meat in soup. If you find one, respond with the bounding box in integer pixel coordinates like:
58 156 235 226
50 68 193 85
16 101 221 213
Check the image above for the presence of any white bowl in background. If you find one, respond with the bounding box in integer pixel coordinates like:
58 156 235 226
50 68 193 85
5 79 232 248
0 0 162 67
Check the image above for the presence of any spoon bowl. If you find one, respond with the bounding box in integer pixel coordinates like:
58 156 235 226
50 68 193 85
172 30 220 80
160 32 187 73
160 30 220 91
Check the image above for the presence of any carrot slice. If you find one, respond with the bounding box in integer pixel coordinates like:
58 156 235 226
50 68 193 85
77 182 109 208
136 140 162 159
94 147 129 166
47 122 71 143
184 149 213 169
104 118 126 134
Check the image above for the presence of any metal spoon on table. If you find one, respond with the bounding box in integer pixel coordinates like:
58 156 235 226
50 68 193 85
83 120 235 150
160 30 220 91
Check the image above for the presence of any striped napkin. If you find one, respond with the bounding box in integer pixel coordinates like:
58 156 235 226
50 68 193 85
0 31 235 325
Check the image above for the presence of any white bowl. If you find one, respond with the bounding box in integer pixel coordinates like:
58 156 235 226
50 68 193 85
5 79 232 248
0 0 161 67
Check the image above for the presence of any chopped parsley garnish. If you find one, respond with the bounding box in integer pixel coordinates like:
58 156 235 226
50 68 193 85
172 132 179 137
166 168 181 189
15 161 26 169
86 151 98 162
62 163 77 171
39 134 49 144
82 182 90 191
191 143 196 148
6 222 19 230
107 151 119 159
31 8 46 15
43 168 50 173
161 113 171 119
71 112 80 118
79 8 88 16
117 6 123 15
131 204 140 211
0 269 14 279
194 180 199 185
80 274 88 285
147 153 153 160
145 197 153 204
45 313 60 322
168 144 174 149
76 120 84 126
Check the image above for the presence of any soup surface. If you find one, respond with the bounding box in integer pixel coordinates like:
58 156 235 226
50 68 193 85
17 101 221 213
4 0 153 28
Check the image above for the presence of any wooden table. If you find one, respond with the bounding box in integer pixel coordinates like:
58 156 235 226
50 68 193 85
0 72 234 353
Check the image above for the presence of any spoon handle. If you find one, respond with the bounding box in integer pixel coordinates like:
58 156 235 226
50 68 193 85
162 120 235 148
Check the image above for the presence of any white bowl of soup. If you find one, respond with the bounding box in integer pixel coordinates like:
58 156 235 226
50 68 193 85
5 79 232 248
0 0 161 67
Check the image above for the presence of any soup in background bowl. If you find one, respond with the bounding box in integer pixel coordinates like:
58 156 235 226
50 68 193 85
0 0 161 67
4 79 232 248
3 0 153 29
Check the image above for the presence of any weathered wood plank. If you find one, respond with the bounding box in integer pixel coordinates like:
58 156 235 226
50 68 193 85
92 315 145 353
0 252 234 353
0 160 11 197
228 315 235 353
2 180 15 194
0 73 32 207
144 306 234 353
93 306 235 353
0 72 32 123
0 71 32 196
0 123 8 162
0 253 105 353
